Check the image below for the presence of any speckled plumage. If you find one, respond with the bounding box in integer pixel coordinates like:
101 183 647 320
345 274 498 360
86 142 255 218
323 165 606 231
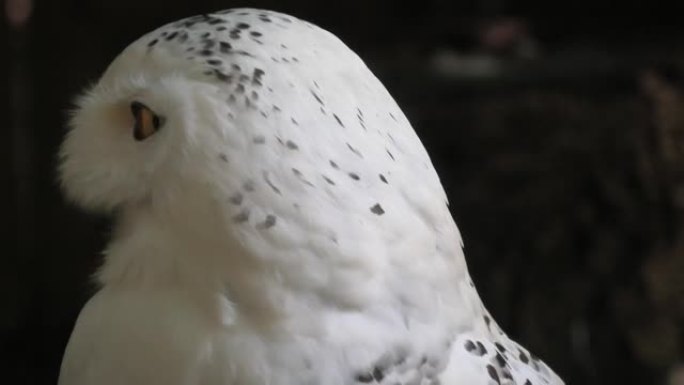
58 8 563 385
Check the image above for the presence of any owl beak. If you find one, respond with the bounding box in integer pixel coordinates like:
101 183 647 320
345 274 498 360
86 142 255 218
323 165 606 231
130 101 163 141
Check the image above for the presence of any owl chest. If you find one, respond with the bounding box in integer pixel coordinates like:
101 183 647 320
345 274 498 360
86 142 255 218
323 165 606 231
60 287 359 385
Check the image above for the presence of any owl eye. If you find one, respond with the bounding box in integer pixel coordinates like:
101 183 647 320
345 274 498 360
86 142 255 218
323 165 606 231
130 101 164 141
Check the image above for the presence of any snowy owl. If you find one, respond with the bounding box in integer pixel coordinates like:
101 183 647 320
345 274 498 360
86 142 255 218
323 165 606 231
58 8 563 385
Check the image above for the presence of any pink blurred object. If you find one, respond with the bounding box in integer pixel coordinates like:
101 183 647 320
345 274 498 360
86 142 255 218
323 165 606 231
479 18 529 50
5 0 33 28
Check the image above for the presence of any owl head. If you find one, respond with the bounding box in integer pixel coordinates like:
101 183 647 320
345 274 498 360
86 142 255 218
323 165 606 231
59 9 428 252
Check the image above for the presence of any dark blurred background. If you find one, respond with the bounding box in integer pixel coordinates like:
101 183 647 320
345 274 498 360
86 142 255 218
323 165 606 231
3 0 684 384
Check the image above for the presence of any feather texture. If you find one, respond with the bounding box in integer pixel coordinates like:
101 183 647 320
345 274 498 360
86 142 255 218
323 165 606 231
58 9 563 385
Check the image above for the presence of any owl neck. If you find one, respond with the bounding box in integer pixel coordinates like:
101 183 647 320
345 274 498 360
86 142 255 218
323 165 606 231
95 203 376 323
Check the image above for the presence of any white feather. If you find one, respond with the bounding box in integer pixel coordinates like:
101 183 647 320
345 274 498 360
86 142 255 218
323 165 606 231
58 8 563 385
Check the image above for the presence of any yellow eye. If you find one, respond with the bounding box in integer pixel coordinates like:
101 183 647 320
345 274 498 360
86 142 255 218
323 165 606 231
130 101 163 141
